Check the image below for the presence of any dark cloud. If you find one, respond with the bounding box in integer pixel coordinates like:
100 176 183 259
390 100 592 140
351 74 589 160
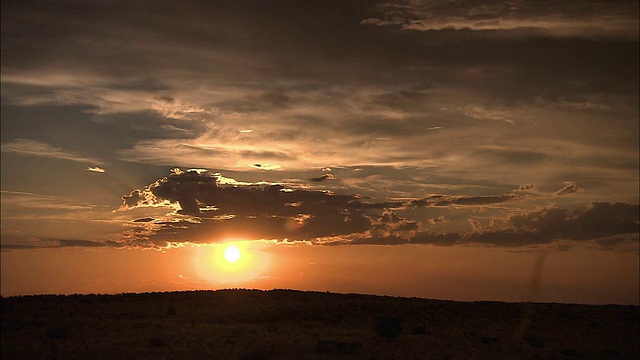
116 169 426 247
116 169 638 250
362 0 639 38
371 210 419 234
57 239 108 248
310 173 336 182
1 238 108 250
554 183 581 196
465 202 639 246
4 0 636 103
595 236 630 250
408 192 520 207
410 232 461 246
323 202 638 248
117 169 383 247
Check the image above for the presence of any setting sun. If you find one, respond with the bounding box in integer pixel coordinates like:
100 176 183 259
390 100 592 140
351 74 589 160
192 241 271 285
224 245 241 263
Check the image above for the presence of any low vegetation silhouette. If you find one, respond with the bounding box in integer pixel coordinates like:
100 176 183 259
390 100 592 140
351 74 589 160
1 289 638 359
375 315 403 341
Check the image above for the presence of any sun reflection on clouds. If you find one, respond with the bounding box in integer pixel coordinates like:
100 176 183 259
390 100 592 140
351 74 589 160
193 240 271 284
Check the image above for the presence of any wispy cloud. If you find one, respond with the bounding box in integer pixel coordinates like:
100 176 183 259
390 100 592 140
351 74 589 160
1 190 99 211
1 237 110 250
2 139 103 165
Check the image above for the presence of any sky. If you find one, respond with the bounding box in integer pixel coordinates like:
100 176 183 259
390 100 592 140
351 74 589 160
1 0 638 305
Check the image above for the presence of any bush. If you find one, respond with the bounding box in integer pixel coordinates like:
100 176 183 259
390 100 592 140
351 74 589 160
148 337 168 348
525 335 545 349
479 336 498 344
47 326 69 340
316 340 362 354
375 316 403 341
411 325 427 335
561 348 578 357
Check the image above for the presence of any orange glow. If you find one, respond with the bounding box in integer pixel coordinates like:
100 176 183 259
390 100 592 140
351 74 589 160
193 240 271 284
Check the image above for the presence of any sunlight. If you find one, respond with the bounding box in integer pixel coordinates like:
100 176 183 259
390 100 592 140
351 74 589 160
193 240 271 284
224 245 241 263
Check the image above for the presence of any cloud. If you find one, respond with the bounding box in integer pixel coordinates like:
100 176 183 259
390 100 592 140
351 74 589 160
57 239 108 248
464 202 639 246
4 0 634 187
87 166 106 173
427 215 448 225
1 238 109 250
252 163 282 170
2 1 636 255
554 182 581 196
115 169 384 247
327 202 639 248
113 169 638 250
1 190 98 211
361 0 639 38
595 236 631 250
516 184 538 193
1 139 103 164
115 129 299 171
310 173 336 182
408 192 522 208
151 95 209 120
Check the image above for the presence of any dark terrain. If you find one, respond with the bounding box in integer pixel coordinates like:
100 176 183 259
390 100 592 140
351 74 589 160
1 289 638 359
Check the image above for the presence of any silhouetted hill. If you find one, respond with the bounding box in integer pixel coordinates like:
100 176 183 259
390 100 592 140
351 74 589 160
2 289 638 359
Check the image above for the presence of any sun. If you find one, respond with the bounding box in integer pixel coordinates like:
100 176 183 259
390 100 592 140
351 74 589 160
193 241 271 283
224 245 241 263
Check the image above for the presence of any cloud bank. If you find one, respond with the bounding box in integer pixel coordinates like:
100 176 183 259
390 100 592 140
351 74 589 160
361 0 639 38
113 169 638 250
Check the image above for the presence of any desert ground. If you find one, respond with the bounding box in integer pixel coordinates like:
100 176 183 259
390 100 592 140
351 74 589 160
1 289 638 359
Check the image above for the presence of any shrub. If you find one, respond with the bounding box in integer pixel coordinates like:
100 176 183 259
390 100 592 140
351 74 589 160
411 325 427 335
47 326 69 340
315 340 362 354
375 316 403 341
240 348 274 360
525 335 545 349
603 348 620 357
148 337 168 348
561 348 578 357
479 336 498 344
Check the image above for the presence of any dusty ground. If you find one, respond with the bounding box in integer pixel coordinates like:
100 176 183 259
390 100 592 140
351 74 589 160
1 289 638 359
